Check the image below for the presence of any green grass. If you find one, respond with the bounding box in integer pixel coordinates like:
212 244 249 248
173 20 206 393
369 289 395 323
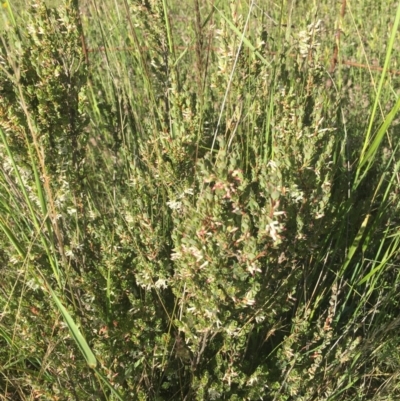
1 0 400 400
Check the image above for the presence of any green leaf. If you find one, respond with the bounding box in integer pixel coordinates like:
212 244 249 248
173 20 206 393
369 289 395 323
49 288 97 369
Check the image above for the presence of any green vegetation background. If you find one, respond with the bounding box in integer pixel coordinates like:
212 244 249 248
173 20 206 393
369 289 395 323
1 0 400 400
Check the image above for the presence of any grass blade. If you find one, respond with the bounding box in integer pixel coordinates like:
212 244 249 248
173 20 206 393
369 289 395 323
355 1 400 185
49 287 97 369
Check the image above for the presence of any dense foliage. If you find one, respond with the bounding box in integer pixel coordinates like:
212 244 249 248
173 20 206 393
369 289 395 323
1 0 400 400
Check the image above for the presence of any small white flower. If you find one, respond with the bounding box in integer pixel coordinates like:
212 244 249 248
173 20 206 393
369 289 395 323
266 220 281 243
247 263 261 275
155 278 168 289
26 279 40 291
208 388 221 400
171 250 181 261
67 207 77 216
247 375 259 386
255 314 265 323
166 200 182 211
65 249 74 258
